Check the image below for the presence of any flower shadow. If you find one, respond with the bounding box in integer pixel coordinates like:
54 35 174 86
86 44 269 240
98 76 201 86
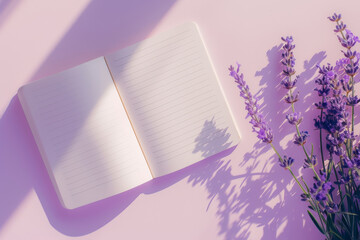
187 45 327 239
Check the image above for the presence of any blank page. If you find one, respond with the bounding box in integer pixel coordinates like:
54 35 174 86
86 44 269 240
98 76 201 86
18 57 152 209
105 23 240 177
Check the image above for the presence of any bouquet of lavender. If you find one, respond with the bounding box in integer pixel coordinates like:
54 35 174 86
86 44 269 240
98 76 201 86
229 13 360 240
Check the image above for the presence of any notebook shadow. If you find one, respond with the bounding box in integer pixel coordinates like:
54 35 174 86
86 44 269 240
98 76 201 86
20 100 236 236
0 0 180 236
0 95 234 237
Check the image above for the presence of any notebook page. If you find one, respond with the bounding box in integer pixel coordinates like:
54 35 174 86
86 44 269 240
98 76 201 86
18 57 152 209
105 23 240 177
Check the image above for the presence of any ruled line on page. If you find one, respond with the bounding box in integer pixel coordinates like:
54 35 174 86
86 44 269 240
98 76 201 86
61 145 131 174
58 139 132 170
117 49 201 81
134 86 213 115
105 22 239 178
143 111 222 137
137 98 217 124
145 112 223 143
20 57 154 208
148 117 225 148
48 117 126 147
152 122 227 158
70 169 138 197
154 128 230 164
127 67 205 101
115 38 197 73
113 29 191 63
69 165 139 195
64 158 135 184
142 107 221 134
43 107 119 137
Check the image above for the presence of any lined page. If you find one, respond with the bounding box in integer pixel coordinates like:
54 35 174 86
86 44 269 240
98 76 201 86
105 23 240 177
18 57 152 209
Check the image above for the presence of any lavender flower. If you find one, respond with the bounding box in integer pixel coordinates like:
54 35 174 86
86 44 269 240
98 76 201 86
346 96 360 106
325 202 339 214
334 22 346 32
284 92 299 104
338 34 357 49
353 144 360 157
229 63 273 143
279 155 295 169
342 49 357 59
281 75 298 89
286 112 303 125
328 13 341 22
341 78 353 94
281 36 297 77
304 155 318 169
344 62 359 77
314 99 328 110
294 131 309 146
300 193 310 201
310 172 332 203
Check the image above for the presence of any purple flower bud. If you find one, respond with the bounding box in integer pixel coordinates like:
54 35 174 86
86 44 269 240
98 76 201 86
345 29 360 42
304 155 317 168
256 128 273 144
286 112 303 125
314 99 328 109
281 36 294 43
338 34 357 49
279 155 295 169
317 63 334 76
315 192 327 201
300 193 310 201
315 85 331 96
341 79 353 93
353 144 360 157
346 96 360 106
344 63 359 77
314 117 323 129
294 131 309 146
283 67 296 76
281 76 298 89
328 13 341 22
334 21 346 32
229 64 274 144
342 49 357 59
325 203 339 213
284 92 299 104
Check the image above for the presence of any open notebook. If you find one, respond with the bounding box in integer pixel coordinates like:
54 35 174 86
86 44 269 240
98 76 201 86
18 22 240 209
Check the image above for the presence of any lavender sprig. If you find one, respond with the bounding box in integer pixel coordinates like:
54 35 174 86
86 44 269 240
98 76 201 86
228 63 310 195
229 61 328 237
280 36 318 180
330 13 360 158
229 63 273 143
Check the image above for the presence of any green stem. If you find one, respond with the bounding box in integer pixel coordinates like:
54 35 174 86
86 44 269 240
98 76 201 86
270 143 307 193
332 157 345 211
288 168 307 194
319 103 325 172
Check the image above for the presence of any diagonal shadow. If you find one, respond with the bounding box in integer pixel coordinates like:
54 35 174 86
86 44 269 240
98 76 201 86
0 0 179 236
0 0 21 29
0 0 241 237
186 45 327 239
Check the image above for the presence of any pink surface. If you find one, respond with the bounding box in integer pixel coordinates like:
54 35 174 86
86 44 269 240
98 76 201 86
1 0 360 239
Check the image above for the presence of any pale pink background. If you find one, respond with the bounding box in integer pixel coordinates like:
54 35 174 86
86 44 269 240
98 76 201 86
1 0 360 239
